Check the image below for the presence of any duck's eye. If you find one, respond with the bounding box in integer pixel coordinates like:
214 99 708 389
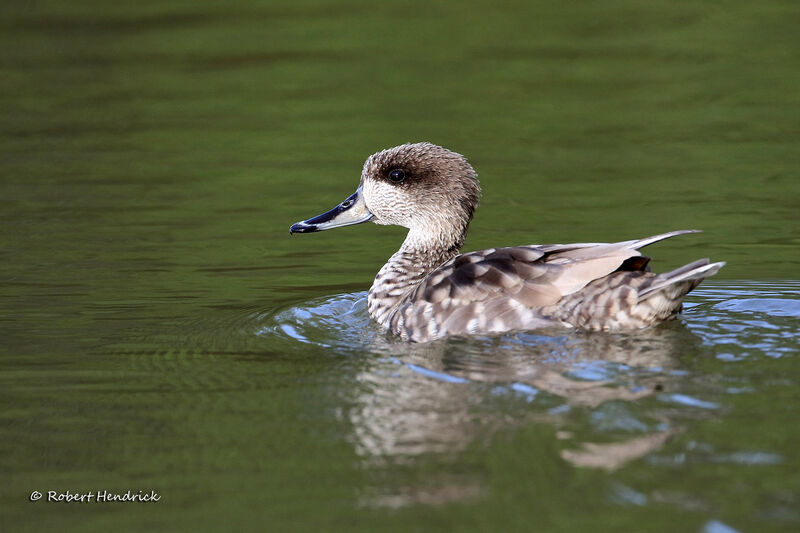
388 168 406 183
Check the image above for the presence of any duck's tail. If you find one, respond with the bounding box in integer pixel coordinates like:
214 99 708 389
542 257 724 331
637 258 726 301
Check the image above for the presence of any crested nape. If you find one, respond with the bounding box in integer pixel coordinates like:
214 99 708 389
360 142 480 253
290 143 724 342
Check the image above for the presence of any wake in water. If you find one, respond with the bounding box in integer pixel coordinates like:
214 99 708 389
259 280 800 363
254 281 800 506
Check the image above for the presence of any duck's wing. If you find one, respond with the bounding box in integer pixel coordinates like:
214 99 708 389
392 230 699 341
529 230 701 294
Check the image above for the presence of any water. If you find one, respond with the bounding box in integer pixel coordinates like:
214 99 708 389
2 1 799 531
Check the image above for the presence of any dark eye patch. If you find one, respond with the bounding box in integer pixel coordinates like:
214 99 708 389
388 168 406 182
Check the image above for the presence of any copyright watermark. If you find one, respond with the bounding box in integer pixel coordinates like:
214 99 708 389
29 490 160 503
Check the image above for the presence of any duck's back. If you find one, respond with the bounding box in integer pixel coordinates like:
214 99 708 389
383 231 724 342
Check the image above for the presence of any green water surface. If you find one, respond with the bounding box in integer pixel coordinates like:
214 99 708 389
2 1 799 531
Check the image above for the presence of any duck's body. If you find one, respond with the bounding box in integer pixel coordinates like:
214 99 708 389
290 143 724 343
368 230 720 342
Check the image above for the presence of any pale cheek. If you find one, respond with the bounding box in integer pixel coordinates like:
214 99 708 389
363 181 414 227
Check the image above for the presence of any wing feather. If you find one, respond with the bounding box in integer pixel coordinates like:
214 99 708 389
394 231 698 340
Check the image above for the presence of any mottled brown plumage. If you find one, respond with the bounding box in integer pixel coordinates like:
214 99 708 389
290 142 725 342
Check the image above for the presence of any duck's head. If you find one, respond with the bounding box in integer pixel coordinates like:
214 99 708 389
290 143 481 242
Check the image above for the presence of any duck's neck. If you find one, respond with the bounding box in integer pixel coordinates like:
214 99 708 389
368 226 465 326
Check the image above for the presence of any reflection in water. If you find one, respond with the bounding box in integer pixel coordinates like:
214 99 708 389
259 281 800 507
562 429 678 471
343 326 696 474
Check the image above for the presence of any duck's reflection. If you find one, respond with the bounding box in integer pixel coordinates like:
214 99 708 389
266 293 707 507
344 323 703 507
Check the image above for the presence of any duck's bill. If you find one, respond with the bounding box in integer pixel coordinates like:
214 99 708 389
290 186 374 234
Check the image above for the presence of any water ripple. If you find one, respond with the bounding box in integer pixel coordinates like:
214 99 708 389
254 280 799 473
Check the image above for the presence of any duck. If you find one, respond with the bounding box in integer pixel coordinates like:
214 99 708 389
290 142 724 343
